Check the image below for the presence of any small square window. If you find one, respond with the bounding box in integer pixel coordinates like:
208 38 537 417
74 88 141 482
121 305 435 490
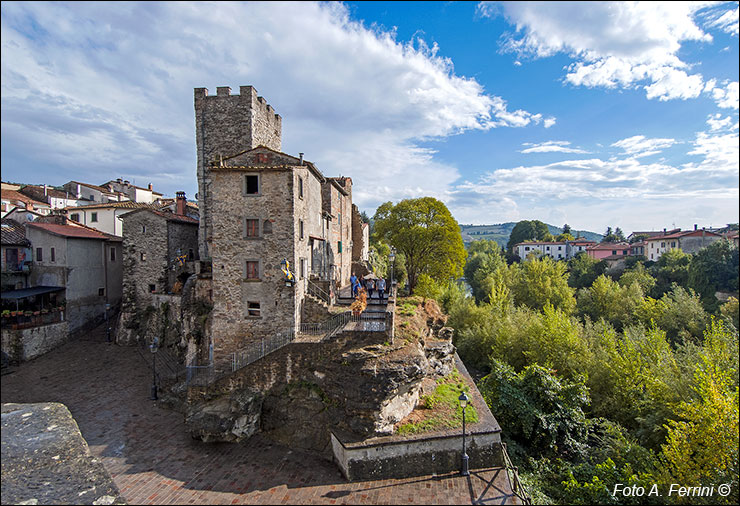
245 261 259 280
245 218 259 238
245 175 259 195
36 247 43 262
247 301 261 317
91 212 98 222
149 284 155 293
70 213 80 222
98 288 105 296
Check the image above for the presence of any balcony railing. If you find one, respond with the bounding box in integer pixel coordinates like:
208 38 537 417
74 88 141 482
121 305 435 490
2 309 65 329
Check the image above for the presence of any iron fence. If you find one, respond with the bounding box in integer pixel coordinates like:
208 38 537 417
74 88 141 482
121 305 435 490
231 328 296 373
501 442 532 505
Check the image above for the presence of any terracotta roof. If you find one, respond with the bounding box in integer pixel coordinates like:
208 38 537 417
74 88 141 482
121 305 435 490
1 219 30 246
215 145 327 183
645 229 722 241
588 242 630 250
1 189 51 208
64 201 151 211
19 185 72 201
66 181 118 195
26 222 113 240
101 180 164 196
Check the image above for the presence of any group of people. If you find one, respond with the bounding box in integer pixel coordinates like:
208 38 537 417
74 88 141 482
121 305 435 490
350 273 387 300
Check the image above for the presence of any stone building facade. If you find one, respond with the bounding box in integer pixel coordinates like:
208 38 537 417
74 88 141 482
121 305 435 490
116 202 199 344
194 86 360 371
194 85 282 260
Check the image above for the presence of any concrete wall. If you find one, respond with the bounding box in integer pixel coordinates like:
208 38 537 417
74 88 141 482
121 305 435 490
2 321 69 362
194 85 282 259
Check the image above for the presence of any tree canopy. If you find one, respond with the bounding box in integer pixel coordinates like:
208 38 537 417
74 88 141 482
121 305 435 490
373 197 466 294
507 220 553 252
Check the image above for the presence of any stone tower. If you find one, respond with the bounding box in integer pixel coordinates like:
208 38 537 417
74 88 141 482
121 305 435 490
194 86 282 259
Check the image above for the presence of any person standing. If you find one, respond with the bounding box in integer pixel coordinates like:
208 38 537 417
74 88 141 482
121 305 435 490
350 273 359 298
377 277 386 300
367 278 375 299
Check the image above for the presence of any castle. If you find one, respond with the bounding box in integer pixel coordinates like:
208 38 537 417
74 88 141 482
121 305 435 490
193 86 368 370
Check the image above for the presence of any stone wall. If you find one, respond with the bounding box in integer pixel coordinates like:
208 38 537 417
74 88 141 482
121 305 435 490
2 321 69 362
166 220 199 290
301 295 331 324
351 204 368 263
194 85 282 259
680 233 722 254
209 167 297 368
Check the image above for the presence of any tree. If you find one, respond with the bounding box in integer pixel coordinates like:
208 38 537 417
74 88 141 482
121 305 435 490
650 249 691 297
618 263 657 295
511 256 577 314
688 239 739 311
568 252 608 289
563 223 572 236
602 226 626 243
507 220 551 252
373 197 466 294
464 240 508 303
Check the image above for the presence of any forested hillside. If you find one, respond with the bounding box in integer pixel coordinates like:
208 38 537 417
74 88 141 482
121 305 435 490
430 239 739 504
460 223 603 247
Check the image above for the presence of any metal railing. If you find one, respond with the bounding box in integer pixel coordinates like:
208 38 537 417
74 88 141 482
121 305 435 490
307 278 331 304
231 328 296 373
299 310 352 337
501 442 532 505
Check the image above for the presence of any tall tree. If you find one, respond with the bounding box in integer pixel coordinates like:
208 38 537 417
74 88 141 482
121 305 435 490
507 220 551 252
373 197 466 294
562 223 572 235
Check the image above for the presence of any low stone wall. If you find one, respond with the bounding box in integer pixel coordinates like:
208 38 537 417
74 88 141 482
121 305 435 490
1 321 70 363
1 402 126 505
331 429 503 482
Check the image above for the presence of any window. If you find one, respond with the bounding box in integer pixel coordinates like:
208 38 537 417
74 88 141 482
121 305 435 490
300 258 306 279
149 284 155 293
338 213 341 228
671 241 676 248
525 246 530 251
50 247 55 262
338 241 342 253
142 225 146 233
244 174 259 195
188 249 194 261
110 247 116 262
299 177 304 199
245 218 259 238
245 260 259 280
546 246 550 250
263 220 273 234
98 288 105 296
36 247 43 262
140 252 146 261
247 301 261 317
299 220 304 240
661 242 665 248
91 212 98 222
70 213 80 222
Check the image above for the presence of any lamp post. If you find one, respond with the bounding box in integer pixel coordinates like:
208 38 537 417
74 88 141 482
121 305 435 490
459 391 470 476
388 248 396 297
150 336 159 400
105 303 111 343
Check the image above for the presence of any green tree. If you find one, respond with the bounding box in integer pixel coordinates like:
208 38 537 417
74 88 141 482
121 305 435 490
577 275 645 331
507 219 551 252
568 252 609 289
463 240 508 303
563 223 572 236
650 249 691 297
618 263 656 295
373 197 466 294
636 286 709 346
688 239 739 311
511 256 577 314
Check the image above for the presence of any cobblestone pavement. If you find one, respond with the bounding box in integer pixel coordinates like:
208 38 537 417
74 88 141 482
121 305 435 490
1 324 518 505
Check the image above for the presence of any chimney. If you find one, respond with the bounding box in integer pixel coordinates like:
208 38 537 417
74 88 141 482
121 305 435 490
148 183 153 191
299 153 304 165
44 184 48 197
663 228 666 235
694 224 697 231
176 191 186 216
117 178 123 184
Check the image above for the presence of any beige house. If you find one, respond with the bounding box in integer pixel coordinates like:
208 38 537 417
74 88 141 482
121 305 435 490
644 227 723 261
64 201 152 237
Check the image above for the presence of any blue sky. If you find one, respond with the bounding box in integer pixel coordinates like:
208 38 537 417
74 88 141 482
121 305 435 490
1 1 738 233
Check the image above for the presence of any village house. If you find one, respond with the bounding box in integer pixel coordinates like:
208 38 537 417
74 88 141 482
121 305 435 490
1 188 51 217
513 239 596 261
102 178 163 204
62 181 128 205
117 193 199 316
1 219 32 291
644 226 723 261
63 201 152 236
18 184 80 209
25 216 122 333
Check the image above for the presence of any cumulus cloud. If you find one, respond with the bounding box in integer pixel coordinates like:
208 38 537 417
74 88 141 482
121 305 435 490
479 1 737 102
520 141 589 154
0 1 544 204
710 81 740 109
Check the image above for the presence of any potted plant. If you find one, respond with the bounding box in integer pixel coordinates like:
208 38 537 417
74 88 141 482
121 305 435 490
2 310 10 318
350 289 368 316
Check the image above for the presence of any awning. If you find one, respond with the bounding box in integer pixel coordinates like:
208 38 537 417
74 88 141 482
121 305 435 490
1 286 65 300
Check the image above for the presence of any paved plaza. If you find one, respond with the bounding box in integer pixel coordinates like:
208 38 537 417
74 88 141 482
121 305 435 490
1 324 518 505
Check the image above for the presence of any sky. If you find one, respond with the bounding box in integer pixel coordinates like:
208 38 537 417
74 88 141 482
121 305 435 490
1 1 738 234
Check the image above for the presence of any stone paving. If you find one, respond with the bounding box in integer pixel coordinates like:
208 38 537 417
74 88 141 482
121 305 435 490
1 323 519 505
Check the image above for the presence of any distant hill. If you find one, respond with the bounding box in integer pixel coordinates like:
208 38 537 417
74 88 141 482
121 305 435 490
459 222 603 248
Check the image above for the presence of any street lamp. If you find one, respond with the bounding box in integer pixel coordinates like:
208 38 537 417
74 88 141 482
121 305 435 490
105 303 111 343
388 248 396 297
150 336 159 400
459 391 470 476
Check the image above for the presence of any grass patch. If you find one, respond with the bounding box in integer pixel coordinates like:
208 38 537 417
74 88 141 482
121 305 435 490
396 368 479 435
398 302 417 316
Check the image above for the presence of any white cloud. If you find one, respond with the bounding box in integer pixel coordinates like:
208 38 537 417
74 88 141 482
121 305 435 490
611 135 677 158
702 4 739 36
706 113 735 131
520 141 589 154
711 81 740 109
479 1 737 102
0 1 544 205
543 117 556 128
